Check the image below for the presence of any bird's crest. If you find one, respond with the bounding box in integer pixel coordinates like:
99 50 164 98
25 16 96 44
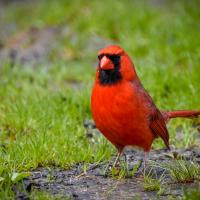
98 45 124 56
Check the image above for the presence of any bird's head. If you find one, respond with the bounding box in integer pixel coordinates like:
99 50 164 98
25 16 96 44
97 45 137 85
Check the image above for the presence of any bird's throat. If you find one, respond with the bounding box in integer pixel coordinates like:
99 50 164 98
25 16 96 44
98 69 122 85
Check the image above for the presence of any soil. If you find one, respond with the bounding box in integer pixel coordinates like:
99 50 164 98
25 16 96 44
0 24 112 67
14 147 200 200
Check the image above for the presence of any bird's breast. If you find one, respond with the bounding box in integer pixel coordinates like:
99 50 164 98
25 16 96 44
91 81 153 149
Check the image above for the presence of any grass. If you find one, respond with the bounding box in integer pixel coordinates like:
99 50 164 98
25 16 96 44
0 62 113 198
183 188 200 200
142 165 166 195
143 174 163 192
29 191 70 200
142 159 200 198
0 0 200 198
109 160 141 179
163 159 200 183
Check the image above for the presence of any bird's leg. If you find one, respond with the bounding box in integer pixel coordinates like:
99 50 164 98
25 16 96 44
112 145 124 168
104 145 124 175
124 153 128 165
143 151 149 172
112 151 121 168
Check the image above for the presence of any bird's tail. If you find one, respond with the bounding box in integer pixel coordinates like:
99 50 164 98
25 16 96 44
162 110 200 122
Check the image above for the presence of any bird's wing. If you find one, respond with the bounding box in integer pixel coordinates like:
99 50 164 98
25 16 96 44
149 108 170 150
134 80 170 149
139 85 170 149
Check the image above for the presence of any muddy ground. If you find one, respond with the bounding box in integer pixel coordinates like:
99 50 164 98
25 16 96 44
14 147 200 200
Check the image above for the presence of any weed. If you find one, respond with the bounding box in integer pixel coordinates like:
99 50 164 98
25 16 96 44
29 190 70 200
106 157 141 179
143 167 166 193
162 160 200 183
183 188 200 200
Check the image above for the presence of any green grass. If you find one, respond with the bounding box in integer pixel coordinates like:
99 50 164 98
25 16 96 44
143 165 166 194
163 159 200 183
143 174 163 192
0 0 200 198
0 62 113 198
143 160 200 197
29 190 70 200
183 188 200 200
109 160 141 179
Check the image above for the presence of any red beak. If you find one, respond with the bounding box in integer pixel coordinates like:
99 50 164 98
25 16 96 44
100 56 114 70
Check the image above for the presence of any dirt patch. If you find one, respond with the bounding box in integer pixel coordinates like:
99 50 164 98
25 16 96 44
15 148 200 200
0 24 112 67
0 26 64 65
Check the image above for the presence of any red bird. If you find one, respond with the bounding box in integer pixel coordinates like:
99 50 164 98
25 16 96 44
91 45 200 166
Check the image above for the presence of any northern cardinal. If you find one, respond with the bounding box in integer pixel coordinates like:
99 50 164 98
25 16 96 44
91 45 200 166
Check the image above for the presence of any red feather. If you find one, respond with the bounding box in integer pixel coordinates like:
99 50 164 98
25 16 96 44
91 45 200 155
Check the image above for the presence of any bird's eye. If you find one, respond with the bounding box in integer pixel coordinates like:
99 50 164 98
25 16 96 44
107 54 120 62
107 55 115 60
